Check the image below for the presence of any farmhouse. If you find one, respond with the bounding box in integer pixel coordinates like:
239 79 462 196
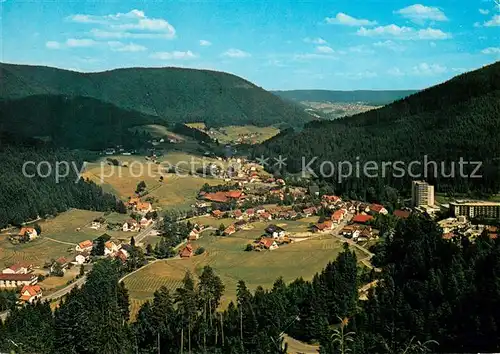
233 209 244 220
140 217 153 228
90 221 102 230
76 240 93 252
19 285 42 304
74 252 90 265
2 262 33 275
259 238 279 250
180 243 194 258
0 273 38 288
104 241 119 256
188 229 200 241
245 209 255 218
122 219 139 232
115 249 129 262
265 224 286 238
211 210 224 218
313 220 334 233
136 202 153 214
51 257 70 273
224 225 236 236
18 227 38 240
204 192 229 203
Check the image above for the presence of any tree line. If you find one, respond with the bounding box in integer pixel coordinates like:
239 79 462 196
0 147 126 229
2 215 500 353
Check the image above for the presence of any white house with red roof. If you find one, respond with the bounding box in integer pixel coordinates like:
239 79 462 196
2 262 33 275
19 285 42 304
76 240 93 252
369 204 388 215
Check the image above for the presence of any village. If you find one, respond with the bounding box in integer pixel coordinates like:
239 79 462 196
2 155 499 315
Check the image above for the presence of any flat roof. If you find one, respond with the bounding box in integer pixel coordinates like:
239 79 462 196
450 200 500 206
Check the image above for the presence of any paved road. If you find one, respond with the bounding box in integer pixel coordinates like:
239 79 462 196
134 221 158 244
0 275 88 322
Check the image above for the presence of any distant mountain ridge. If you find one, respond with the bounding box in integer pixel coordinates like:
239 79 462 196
256 61 500 195
272 89 418 106
0 62 312 129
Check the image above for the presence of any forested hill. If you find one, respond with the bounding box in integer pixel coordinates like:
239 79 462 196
0 62 312 128
272 89 418 105
0 95 158 150
255 61 500 196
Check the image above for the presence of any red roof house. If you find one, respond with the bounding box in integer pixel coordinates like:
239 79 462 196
180 244 194 258
351 214 374 224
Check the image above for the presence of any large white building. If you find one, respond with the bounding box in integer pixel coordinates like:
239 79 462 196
449 200 500 219
411 181 435 207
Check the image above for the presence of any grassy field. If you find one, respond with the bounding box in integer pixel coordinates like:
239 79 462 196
130 124 186 141
124 221 366 319
185 123 279 144
82 152 224 210
0 209 106 269
0 209 135 270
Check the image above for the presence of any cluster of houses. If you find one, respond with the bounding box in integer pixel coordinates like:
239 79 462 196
252 224 292 251
0 263 41 303
439 216 499 240
74 239 129 264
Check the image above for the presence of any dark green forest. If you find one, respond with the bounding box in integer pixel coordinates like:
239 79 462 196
0 146 126 228
2 215 500 353
0 63 312 129
272 89 418 106
255 61 500 197
0 95 156 150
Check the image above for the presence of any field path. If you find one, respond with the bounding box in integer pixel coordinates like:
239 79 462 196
44 237 77 246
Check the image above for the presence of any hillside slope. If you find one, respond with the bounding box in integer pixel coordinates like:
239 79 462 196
0 63 312 128
272 89 418 105
256 61 500 196
0 95 157 150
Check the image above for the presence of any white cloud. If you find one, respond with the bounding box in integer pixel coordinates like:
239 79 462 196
293 53 337 60
479 8 490 15
412 63 447 76
221 48 251 58
46 41 61 49
325 12 377 26
357 25 450 40
199 40 212 46
66 38 98 47
387 67 405 76
316 45 334 53
150 51 197 60
373 40 405 52
481 47 500 54
484 14 500 27
348 45 375 54
304 37 327 44
395 4 448 24
335 71 378 79
68 9 176 39
107 41 147 52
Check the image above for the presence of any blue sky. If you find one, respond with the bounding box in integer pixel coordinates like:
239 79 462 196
1 0 499 90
